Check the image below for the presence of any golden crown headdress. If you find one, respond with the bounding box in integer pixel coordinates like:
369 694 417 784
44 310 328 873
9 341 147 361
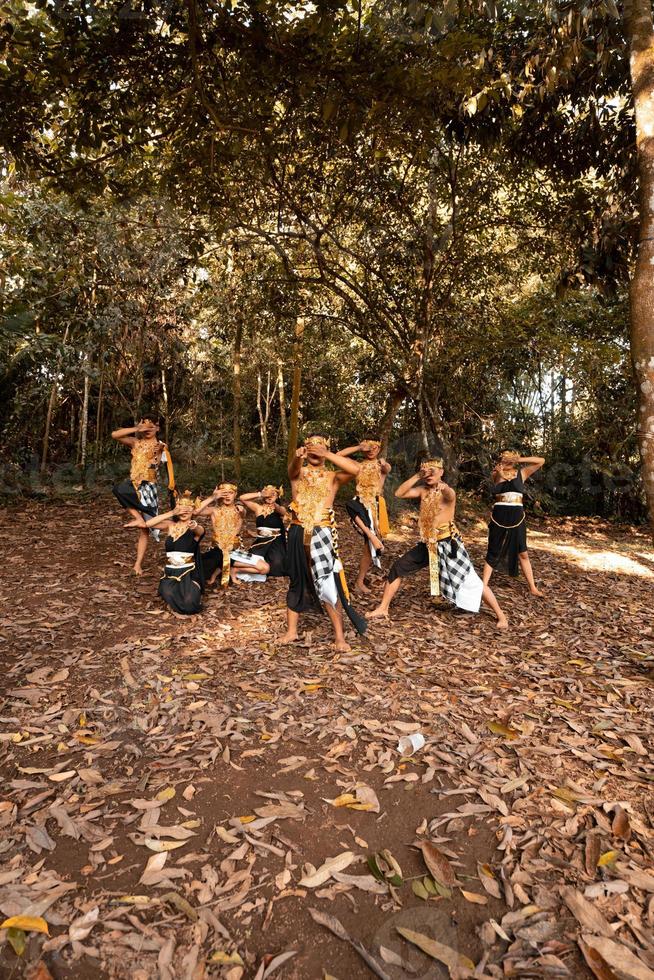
177 489 199 511
421 457 444 469
218 482 238 493
360 439 381 450
262 484 283 497
305 435 330 449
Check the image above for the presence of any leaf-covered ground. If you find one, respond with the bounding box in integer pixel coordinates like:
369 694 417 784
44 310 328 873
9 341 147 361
1 497 653 980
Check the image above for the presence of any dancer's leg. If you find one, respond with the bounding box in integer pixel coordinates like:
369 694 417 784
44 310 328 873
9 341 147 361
482 562 495 586
355 545 373 593
324 601 350 652
481 584 508 630
134 528 149 575
279 609 300 644
369 577 403 618
518 551 543 596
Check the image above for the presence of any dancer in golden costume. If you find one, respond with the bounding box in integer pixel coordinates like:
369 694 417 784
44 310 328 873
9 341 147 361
281 436 367 651
369 459 508 629
195 483 244 587
338 439 392 593
112 417 176 575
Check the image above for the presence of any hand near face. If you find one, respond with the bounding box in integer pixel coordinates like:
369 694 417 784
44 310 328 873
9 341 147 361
295 447 307 460
307 442 328 459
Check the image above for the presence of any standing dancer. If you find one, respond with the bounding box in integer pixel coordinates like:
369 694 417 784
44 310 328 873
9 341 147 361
142 491 205 616
339 439 391 593
234 485 288 580
369 459 508 629
281 435 367 651
482 450 544 596
112 418 176 575
195 483 244 587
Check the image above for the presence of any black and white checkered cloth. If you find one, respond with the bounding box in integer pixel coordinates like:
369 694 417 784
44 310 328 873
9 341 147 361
310 526 336 585
437 536 475 603
138 481 160 540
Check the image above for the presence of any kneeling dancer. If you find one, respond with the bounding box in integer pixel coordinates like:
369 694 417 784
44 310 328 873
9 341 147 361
143 491 205 616
339 439 392 593
195 484 244 587
235 485 288 581
370 459 508 630
281 436 367 651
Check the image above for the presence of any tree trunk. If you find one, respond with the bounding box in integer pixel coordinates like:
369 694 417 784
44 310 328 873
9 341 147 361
287 316 306 465
256 369 269 452
161 368 169 446
379 387 404 455
95 360 104 468
232 320 243 479
277 358 288 443
40 325 69 478
624 0 654 538
80 355 91 473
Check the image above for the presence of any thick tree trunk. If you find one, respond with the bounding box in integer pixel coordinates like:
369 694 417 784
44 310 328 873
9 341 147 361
624 0 654 538
232 320 243 479
379 387 404 455
287 316 305 465
277 358 288 444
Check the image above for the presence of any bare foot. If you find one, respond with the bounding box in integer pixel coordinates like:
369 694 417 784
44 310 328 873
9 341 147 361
230 573 242 586
354 580 371 595
207 576 218 587
368 606 389 619
333 639 351 652
496 614 509 631
278 632 300 645
133 565 144 576
529 587 544 597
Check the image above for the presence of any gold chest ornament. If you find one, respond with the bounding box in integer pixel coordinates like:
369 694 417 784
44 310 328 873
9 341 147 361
418 487 444 544
211 506 242 587
169 520 193 543
130 439 161 488
294 466 333 530
356 459 383 509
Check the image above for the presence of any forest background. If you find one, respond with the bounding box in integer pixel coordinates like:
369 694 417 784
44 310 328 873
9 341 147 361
0 0 651 524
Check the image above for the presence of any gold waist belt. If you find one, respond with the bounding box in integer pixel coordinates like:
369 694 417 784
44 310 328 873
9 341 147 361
495 493 523 504
166 552 195 567
290 517 331 529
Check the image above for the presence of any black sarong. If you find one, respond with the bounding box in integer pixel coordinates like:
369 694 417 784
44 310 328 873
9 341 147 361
285 524 367 635
485 507 527 577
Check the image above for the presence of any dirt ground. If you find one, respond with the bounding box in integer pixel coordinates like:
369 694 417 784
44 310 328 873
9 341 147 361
0 496 653 980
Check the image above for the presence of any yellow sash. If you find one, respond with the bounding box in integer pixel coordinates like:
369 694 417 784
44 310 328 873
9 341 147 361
377 496 390 537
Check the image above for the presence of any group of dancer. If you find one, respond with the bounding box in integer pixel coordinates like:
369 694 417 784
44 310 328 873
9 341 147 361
111 419 545 650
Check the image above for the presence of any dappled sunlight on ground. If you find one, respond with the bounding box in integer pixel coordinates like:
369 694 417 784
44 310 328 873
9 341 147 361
531 539 654 578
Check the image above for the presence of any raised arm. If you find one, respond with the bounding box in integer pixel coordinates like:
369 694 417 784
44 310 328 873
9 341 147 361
395 472 424 500
437 480 456 503
288 447 305 480
324 449 360 478
520 456 545 481
336 444 361 458
239 492 262 515
111 425 138 447
143 507 176 529
194 489 220 515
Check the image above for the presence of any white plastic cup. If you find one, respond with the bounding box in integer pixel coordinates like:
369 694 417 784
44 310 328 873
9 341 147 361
397 732 426 756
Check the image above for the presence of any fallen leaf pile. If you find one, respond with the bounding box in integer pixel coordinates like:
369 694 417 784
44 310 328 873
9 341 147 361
0 497 652 978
